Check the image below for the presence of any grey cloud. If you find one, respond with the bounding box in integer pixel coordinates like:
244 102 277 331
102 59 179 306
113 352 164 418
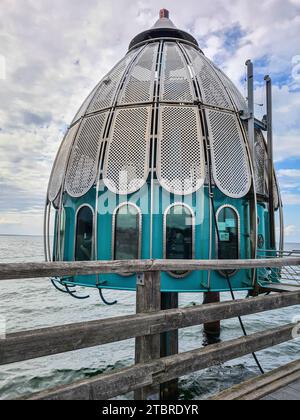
22 111 53 127
12 62 46 85
0 0 300 235
0 182 45 212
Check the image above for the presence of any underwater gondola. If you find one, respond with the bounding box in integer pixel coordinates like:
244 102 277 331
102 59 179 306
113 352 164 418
45 9 284 296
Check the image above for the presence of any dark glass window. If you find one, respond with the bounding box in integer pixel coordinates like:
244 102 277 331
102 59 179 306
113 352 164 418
75 206 94 261
217 206 239 276
114 204 140 260
165 205 193 276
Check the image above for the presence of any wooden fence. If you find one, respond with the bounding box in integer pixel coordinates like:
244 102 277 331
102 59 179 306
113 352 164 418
0 258 299 400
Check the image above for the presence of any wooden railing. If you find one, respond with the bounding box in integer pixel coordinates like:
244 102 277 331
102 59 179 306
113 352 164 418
0 259 299 400
0 257 299 280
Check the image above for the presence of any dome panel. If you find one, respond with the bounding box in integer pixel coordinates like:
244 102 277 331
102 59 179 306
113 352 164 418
104 107 151 195
206 110 251 198
160 43 194 103
244 124 280 207
184 45 233 110
273 174 280 210
87 50 138 114
48 122 80 202
254 128 268 196
65 112 108 198
212 64 248 113
118 43 159 105
157 106 205 195
71 81 102 125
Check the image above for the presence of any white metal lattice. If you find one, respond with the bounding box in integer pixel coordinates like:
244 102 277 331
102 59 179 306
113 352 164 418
71 81 102 124
244 124 280 207
157 106 206 195
184 45 233 110
104 107 151 195
209 59 248 113
65 112 108 198
207 110 252 198
160 43 194 103
273 173 280 210
119 43 159 105
254 129 268 196
87 51 137 113
48 123 80 202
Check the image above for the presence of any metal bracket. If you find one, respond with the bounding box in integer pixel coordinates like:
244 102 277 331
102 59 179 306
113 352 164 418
240 113 250 121
137 273 145 286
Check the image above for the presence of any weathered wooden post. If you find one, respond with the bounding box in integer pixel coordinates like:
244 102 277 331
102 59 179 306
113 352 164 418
134 271 161 400
203 292 221 341
160 293 179 400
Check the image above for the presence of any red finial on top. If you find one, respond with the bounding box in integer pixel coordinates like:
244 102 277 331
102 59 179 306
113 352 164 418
160 8 170 19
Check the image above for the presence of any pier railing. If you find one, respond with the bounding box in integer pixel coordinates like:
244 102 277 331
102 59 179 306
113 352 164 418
258 250 300 286
0 258 299 400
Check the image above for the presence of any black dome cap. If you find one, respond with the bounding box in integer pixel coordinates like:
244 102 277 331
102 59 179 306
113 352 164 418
129 9 199 50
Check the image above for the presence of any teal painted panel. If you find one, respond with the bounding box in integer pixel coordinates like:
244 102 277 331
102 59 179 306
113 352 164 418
54 184 272 293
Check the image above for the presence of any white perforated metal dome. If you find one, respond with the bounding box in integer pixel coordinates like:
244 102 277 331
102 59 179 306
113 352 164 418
48 11 264 202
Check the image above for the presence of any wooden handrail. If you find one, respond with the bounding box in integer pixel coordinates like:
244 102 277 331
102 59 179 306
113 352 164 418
210 359 300 400
25 324 297 400
0 257 299 280
1 260 299 400
1 291 299 366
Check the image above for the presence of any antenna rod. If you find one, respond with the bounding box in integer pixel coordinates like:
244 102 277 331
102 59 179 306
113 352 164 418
246 60 255 161
265 75 276 249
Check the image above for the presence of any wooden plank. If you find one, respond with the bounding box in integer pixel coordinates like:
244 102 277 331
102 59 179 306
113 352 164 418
211 359 300 400
160 293 179 400
0 258 299 281
152 324 296 385
268 386 300 400
1 291 300 366
25 323 297 400
135 272 161 400
288 379 300 392
262 283 300 293
260 376 300 400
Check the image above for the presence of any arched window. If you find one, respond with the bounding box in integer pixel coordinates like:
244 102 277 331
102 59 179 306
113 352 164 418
216 206 240 277
75 206 94 261
165 204 194 277
113 204 141 260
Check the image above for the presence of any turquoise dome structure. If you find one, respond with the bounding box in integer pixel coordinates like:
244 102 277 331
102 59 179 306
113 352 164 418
45 10 283 294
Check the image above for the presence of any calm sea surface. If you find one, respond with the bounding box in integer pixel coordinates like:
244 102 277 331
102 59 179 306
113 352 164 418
0 235 299 400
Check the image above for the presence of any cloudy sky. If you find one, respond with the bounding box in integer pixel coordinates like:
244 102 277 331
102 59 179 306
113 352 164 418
0 0 300 242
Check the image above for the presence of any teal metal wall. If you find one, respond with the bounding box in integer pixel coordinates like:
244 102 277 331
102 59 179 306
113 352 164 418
54 184 274 293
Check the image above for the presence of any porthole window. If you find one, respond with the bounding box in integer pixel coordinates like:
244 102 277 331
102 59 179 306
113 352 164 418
75 206 94 261
216 206 240 277
165 204 194 278
113 204 141 260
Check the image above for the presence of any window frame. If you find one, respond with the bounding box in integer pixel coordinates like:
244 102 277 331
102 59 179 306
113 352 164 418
74 204 95 261
58 207 66 261
163 202 195 279
216 204 240 278
112 202 143 265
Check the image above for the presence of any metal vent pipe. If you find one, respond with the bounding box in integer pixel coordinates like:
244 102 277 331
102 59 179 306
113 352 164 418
246 59 255 162
265 75 276 249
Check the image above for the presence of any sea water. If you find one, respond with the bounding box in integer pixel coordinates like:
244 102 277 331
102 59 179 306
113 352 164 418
0 235 299 400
